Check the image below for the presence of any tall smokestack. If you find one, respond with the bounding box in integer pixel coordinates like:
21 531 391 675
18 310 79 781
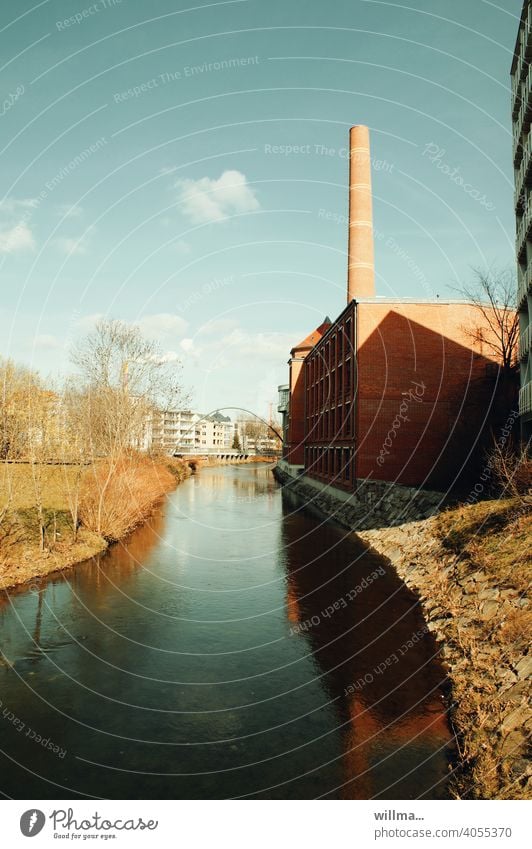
347 125 375 301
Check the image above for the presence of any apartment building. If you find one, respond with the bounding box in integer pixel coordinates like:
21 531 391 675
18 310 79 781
512 0 532 442
146 410 233 453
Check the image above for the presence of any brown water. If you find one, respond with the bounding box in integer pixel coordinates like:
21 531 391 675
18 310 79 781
0 463 453 799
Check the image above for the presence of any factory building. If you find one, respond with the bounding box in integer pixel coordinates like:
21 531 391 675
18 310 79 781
282 126 505 492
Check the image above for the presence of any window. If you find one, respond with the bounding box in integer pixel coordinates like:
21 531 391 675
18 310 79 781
345 358 351 396
346 318 352 354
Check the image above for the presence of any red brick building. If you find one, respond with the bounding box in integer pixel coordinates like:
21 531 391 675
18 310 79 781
282 126 503 492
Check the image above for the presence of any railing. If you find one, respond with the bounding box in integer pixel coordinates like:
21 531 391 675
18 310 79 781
526 7 532 59
515 157 525 209
519 380 532 416
512 71 521 120
518 265 532 308
514 19 531 96
519 323 532 361
516 201 532 258
513 75 532 166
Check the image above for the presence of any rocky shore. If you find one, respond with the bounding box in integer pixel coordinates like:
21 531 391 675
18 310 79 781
359 516 531 799
274 464 531 799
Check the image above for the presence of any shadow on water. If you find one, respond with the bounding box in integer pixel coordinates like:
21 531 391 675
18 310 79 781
281 489 453 799
0 464 453 799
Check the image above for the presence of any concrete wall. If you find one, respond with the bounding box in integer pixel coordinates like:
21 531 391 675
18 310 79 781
274 461 443 530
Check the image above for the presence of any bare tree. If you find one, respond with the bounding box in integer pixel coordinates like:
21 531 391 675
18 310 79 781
0 357 40 460
237 414 282 452
0 359 44 555
26 384 61 552
60 379 94 541
70 319 187 535
455 267 519 375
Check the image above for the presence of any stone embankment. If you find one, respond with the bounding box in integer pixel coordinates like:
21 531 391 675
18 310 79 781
359 517 531 799
274 464 531 799
273 462 443 528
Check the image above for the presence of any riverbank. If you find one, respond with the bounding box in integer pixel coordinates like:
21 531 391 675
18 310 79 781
0 457 186 592
0 456 273 592
358 499 531 800
274 464 531 798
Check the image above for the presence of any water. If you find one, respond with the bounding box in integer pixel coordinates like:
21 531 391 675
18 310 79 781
0 463 453 799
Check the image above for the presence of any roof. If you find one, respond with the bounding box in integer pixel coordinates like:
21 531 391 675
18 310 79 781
291 317 332 355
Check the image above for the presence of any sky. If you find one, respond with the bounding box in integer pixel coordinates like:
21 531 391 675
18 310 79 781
0 0 524 417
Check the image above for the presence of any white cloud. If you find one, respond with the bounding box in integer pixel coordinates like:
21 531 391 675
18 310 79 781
219 328 293 360
180 338 194 352
53 235 89 256
75 313 104 330
197 318 238 337
175 170 259 223
172 238 191 255
137 313 188 339
1 198 39 215
55 203 83 219
0 222 35 254
34 334 61 350
157 351 180 363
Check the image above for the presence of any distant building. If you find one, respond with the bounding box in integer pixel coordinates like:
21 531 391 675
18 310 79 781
277 384 289 449
236 418 281 455
511 0 532 442
146 410 233 453
280 126 508 492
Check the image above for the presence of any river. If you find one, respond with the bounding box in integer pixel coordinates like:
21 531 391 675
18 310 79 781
0 463 453 799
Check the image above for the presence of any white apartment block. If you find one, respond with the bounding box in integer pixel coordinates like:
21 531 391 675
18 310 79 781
146 410 234 453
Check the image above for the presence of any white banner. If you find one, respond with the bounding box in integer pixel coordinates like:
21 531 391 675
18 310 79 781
1 799 530 848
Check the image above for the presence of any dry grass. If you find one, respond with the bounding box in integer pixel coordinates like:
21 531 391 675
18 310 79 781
0 462 82 510
437 498 532 594
433 497 532 799
0 526 107 591
0 455 188 589
79 455 178 542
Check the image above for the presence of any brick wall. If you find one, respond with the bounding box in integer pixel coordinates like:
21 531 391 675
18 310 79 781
356 302 500 489
298 300 502 491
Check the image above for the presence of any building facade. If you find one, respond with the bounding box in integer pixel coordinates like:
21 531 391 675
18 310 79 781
512 0 532 441
281 125 509 492
301 299 500 491
146 410 234 453
277 384 290 451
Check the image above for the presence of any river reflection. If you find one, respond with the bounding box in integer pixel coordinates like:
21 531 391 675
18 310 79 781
0 464 453 799
281 492 452 799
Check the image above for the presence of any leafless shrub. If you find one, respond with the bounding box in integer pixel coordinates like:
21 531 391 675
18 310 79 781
79 454 176 541
489 441 532 500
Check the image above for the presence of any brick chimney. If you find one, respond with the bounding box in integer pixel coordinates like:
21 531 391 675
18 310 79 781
347 125 375 301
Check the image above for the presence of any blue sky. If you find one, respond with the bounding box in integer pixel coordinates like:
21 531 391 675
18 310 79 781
0 0 523 416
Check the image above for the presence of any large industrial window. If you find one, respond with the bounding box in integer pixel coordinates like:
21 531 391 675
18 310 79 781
345 318 352 353
345 358 351 396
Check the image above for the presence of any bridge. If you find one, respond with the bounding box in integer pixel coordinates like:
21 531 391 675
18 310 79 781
172 450 252 461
